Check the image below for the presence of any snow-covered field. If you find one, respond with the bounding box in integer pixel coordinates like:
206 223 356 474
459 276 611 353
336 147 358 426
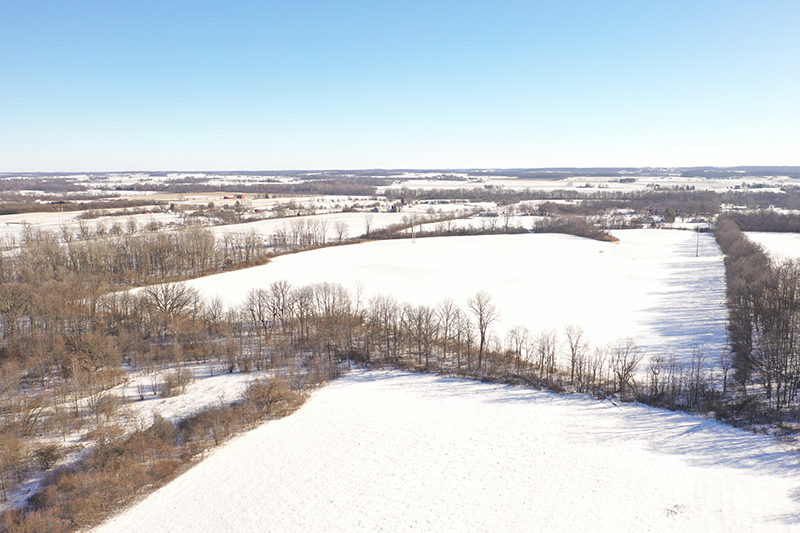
746 232 800 261
210 211 410 240
188 229 726 363
94 370 800 533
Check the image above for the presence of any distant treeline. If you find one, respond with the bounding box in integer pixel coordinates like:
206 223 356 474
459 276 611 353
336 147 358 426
0 180 88 194
680 166 800 179
387 187 723 213
389 187 800 215
0 196 159 216
723 210 800 233
141 179 386 197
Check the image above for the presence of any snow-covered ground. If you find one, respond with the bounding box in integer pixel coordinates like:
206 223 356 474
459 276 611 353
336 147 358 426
746 232 800 261
118 363 269 427
210 211 410 240
187 229 726 364
94 370 800 533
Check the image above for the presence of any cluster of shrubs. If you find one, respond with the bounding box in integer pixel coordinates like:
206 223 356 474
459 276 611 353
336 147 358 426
0 377 305 533
531 217 617 242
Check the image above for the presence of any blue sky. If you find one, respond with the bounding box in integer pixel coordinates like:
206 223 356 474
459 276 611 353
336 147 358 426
1 1 798 171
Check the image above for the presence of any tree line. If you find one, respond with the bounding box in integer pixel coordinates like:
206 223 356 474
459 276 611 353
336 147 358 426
716 215 800 415
0 225 270 289
387 186 800 214
723 209 800 233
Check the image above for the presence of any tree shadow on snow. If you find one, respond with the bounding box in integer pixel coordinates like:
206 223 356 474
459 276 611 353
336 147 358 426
344 371 800 525
634 232 728 366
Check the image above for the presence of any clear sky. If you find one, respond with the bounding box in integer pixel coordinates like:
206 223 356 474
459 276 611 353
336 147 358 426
1 1 798 172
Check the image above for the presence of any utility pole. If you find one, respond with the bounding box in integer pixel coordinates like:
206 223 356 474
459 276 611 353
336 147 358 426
696 227 700 257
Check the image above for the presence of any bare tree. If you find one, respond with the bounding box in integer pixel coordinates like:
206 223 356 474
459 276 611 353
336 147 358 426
77 219 92 240
59 223 74 243
333 221 349 243
688 348 706 408
368 294 401 362
611 339 641 398
535 329 559 380
317 218 328 244
245 288 271 353
406 304 439 367
453 308 474 369
647 353 667 399
0 430 25 501
0 283 30 341
507 326 530 374
437 298 458 364
585 344 609 392
363 213 374 238
143 282 200 338
719 349 733 395
126 216 138 235
269 280 293 332
467 290 499 369
564 324 588 384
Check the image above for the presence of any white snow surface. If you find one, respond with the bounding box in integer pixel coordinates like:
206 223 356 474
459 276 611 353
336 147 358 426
187 229 726 363
746 232 800 261
117 364 269 427
209 211 410 240
94 370 800 533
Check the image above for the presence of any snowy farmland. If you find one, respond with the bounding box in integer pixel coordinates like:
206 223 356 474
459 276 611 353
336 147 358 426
94 370 800 533
746 232 800 261
188 229 727 364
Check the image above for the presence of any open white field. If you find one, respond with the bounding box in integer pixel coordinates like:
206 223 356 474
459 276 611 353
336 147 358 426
188 229 726 363
210 211 409 240
746 232 800 261
94 370 800 533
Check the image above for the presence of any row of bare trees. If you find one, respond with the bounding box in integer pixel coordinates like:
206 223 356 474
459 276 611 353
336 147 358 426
232 284 649 396
716 215 800 414
266 218 345 250
0 226 270 287
234 283 737 414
